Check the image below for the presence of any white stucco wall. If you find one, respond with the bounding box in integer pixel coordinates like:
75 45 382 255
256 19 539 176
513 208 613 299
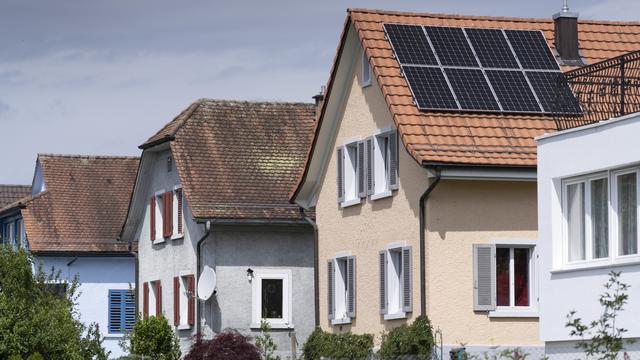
537 114 640 349
36 256 135 358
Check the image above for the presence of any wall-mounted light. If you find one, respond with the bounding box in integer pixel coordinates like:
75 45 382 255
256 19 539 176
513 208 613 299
246 268 254 282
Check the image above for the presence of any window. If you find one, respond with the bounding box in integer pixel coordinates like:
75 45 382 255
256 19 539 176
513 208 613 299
143 280 162 317
372 130 399 198
336 142 364 206
615 171 637 256
361 51 371 87
496 247 531 307
379 245 412 319
173 275 195 329
108 289 135 334
167 155 173 173
251 269 292 329
327 255 356 324
1 218 26 249
150 187 184 242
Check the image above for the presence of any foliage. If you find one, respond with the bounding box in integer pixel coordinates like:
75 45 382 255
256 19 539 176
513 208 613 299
184 329 261 360
302 327 373 360
26 354 44 360
378 316 434 359
255 320 280 360
0 245 109 359
566 271 634 360
124 315 181 360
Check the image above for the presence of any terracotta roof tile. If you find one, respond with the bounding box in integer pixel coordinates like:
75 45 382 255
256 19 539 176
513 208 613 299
0 185 31 208
22 154 139 253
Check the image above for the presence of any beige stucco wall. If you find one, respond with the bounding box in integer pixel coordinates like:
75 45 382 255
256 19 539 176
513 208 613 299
314 43 540 346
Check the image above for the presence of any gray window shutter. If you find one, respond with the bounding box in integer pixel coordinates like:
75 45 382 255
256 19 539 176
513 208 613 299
327 260 334 320
357 141 366 198
346 256 356 318
388 131 399 190
379 251 387 315
336 147 344 203
366 137 374 195
401 246 413 312
473 244 496 311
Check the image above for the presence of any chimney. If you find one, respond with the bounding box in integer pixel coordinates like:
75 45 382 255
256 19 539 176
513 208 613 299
312 86 326 121
553 0 584 66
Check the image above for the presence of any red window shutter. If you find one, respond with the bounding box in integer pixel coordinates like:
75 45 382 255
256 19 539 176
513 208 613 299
173 277 180 326
143 282 149 317
163 192 173 238
156 280 162 317
187 275 195 326
150 197 156 241
177 189 183 234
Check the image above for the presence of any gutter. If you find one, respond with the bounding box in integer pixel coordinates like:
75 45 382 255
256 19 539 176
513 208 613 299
418 167 441 317
196 220 213 335
300 209 320 326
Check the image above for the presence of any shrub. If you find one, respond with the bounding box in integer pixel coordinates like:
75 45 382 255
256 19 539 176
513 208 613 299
302 327 373 360
184 329 260 360
378 316 434 359
26 354 44 360
125 315 181 360
255 320 280 360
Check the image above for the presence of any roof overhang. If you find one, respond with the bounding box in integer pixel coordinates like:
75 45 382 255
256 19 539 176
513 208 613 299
423 163 537 181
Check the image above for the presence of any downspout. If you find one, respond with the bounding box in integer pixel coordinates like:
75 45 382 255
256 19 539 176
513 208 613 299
128 242 139 312
196 220 212 335
419 167 441 317
300 208 320 326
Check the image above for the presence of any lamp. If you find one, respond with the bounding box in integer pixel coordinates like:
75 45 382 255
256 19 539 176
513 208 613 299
246 268 254 282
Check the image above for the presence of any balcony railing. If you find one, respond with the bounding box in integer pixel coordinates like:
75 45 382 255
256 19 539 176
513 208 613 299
553 50 640 131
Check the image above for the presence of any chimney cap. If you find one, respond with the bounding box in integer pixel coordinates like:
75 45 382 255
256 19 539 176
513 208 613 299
553 0 578 19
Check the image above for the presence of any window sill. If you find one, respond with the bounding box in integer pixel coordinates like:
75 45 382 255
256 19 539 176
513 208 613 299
171 233 184 241
250 322 294 330
489 309 539 318
383 311 407 320
104 333 126 339
552 258 640 274
177 324 192 331
370 190 392 201
331 317 352 325
152 238 166 245
340 198 361 208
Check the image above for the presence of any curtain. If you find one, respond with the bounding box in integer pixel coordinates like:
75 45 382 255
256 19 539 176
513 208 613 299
567 183 585 261
514 248 529 306
591 178 609 258
617 173 637 255
496 248 510 306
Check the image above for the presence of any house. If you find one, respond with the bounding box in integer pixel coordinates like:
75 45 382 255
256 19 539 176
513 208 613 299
291 6 640 356
0 154 139 358
0 185 31 247
537 50 640 358
119 99 317 356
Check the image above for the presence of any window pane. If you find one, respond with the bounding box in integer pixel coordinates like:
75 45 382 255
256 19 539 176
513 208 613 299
567 183 586 261
514 248 530 307
261 279 283 319
496 248 510 306
618 173 637 255
591 178 609 258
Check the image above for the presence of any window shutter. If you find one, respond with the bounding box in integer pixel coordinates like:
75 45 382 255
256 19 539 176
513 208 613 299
402 246 413 312
155 281 162 316
163 192 173 238
177 189 183 234
150 197 156 241
173 277 180 326
143 282 149 317
124 290 135 332
346 256 356 318
336 147 344 203
473 244 496 311
366 137 374 195
357 140 366 198
327 260 334 320
108 290 123 333
379 251 387 315
388 131 399 190
187 275 195 326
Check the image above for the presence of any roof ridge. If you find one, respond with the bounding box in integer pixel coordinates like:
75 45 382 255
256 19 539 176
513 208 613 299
0 184 31 187
38 153 140 160
196 98 315 106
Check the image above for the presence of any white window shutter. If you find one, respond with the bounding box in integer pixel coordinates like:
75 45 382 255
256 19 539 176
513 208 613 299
327 260 334 320
473 244 496 311
401 246 413 312
336 147 344 203
346 256 356 318
357 141 366 198
388 130 399 190
366 137 374 195
379 251 387 315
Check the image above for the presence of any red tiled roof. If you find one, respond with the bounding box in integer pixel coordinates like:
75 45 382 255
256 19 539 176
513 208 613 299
143 99 316 220
0 185 31 208
22 154 139 253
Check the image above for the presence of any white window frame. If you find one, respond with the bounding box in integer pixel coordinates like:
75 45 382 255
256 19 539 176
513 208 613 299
330 252 353 325
361 50 371 87
611 168 640 261
177 273 191 329
341 140 361 207
382 242 407 320
148 280 159 316
371 128 395 200
171 185 184 240
251 269 293 329
153 190 165 244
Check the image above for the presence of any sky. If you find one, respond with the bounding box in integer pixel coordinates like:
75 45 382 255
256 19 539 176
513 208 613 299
0 0 638 184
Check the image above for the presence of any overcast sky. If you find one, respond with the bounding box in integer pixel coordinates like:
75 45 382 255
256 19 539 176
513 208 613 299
0 0 637 184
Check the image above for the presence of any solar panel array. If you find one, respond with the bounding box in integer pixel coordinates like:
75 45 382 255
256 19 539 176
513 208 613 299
384 24 581 114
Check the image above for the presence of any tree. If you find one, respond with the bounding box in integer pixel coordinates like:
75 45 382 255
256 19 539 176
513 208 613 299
122 315 181 360
255 320 280 360
0 245 109 359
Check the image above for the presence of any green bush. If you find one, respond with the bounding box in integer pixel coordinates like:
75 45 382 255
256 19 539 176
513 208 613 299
8 355 23 360
302 327 373 360
124 315 181 360
378 316 434 359
26 354 44 360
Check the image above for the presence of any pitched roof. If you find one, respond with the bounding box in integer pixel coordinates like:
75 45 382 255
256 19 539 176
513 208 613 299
143 99 316 220
327 9 640 167
21 154 139 253
0 185 31 208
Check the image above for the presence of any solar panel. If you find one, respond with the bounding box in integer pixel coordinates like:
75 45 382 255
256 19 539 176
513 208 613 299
505 30 559 70
486 70 541 112
445 68 500 111
403 66 458 110
384 24 438 65
424 26 479 67
526 71 581 113
465 28 519 69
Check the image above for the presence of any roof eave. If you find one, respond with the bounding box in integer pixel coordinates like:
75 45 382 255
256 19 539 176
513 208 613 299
138 135 175 150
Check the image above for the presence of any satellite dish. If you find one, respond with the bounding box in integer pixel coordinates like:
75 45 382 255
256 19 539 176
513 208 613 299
197 266 217 301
